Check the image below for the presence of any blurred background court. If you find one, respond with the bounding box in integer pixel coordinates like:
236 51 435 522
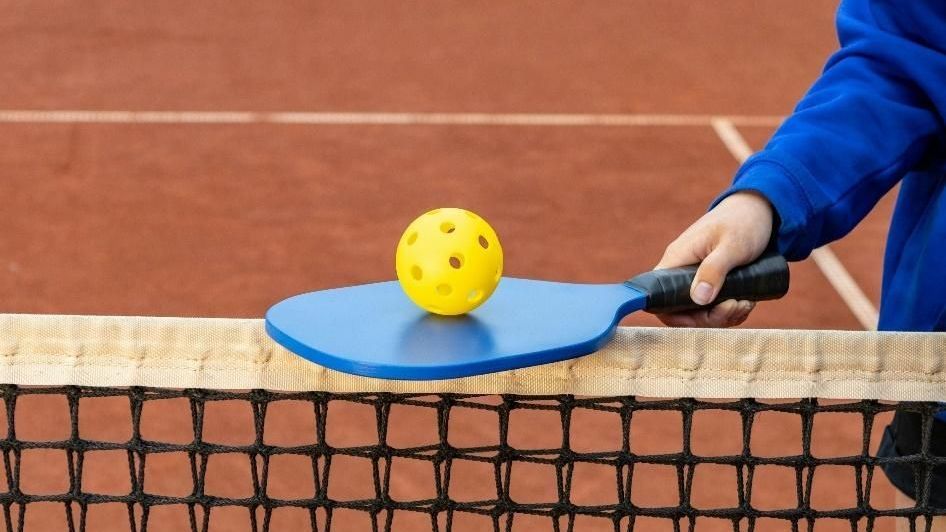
0 2 926 531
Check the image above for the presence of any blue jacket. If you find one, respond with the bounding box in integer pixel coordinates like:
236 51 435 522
716 0 946 332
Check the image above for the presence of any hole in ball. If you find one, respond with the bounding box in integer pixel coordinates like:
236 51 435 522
440 222 456 234
437 284 452 296
449 254 464 269
467 289 483 303
406 232 418 245
411 266 423 280
478 235 489 249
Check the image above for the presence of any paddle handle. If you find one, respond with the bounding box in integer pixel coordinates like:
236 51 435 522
625 250 789 314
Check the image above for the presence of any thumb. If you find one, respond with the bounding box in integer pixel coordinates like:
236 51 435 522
655 234 707 271
689 242 745 305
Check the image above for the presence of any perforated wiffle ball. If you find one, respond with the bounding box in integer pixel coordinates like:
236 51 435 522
395 208 503 315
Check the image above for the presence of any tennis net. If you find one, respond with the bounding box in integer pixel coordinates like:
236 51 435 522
0 314 942 532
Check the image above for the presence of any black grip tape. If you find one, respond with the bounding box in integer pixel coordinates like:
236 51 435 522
625 251 790 314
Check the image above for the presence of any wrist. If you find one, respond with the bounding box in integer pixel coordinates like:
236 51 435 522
716 191 776 254
726 190 774 213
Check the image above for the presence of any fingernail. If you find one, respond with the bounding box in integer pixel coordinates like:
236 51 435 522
729 301 754 325
693 282 714 305
732 302 751 321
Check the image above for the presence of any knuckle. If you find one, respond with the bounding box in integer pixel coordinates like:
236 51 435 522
663 239 685 257
697 259 728 281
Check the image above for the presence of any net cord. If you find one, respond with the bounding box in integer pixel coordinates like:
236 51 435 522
0 314 942 399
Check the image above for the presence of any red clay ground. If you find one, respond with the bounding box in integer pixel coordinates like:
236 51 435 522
0 1 913 531
3 2 837 114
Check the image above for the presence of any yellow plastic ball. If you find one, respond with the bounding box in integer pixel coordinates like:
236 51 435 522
396 208 503 315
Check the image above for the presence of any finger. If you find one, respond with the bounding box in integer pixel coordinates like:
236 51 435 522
706 299 756 327
728 300 756 327
655 231 712 270
655 310 703 327
689 242 749 305
657 301 738 327
701 299 746 327
656 299 745 328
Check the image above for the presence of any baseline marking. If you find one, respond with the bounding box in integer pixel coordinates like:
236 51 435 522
0 110 784 128
710 118 879 330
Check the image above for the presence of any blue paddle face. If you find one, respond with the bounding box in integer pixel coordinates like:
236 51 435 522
266 278 646 380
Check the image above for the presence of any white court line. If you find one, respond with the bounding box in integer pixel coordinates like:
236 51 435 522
711 118 879 331
0 111 261 124
0 110 784 127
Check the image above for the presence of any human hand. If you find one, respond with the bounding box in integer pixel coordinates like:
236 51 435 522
655 191 775 327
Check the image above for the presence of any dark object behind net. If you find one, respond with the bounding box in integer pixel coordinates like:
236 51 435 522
0 385 943 532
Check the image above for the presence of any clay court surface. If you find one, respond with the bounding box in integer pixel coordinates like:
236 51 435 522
0 2 914 531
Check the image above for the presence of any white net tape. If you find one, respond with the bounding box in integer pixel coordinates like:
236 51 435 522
0 314 942 400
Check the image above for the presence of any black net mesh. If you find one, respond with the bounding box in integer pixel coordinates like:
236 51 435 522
0 385 942 532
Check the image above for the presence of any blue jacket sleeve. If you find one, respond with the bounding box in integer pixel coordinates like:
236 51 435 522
715 0 946 261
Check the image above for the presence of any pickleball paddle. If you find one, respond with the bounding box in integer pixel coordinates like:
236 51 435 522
265 251 789 380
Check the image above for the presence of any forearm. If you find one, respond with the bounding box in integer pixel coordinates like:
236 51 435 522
715 0 944 260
